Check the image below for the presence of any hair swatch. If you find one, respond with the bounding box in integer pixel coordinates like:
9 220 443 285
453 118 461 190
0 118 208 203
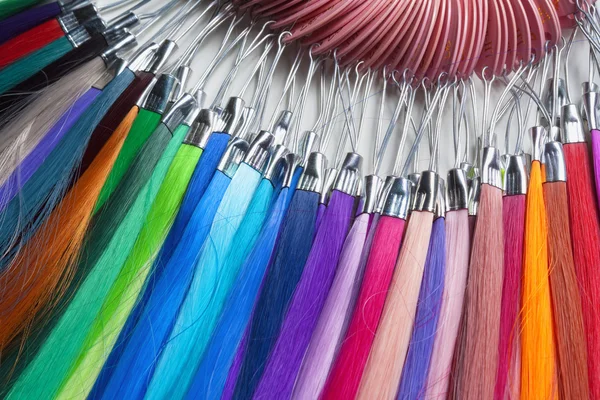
545 181 590 399
456 184 504 399
426 209 470 398
323 215 406 400
0 18 64 69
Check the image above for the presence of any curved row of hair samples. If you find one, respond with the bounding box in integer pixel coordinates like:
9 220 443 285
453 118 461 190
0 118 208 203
0 0 600 399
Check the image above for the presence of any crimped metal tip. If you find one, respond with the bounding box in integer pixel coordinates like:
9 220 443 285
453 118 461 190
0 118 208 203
530 126 548 162
360 175 383 215
382 176 412 219
244 131 275 171
217 138 249 178
481 147 503 189
221 97 246 135
583 91 600 131
413 171 440 213
263 145 290 183
162 93 198 132
446 168 469 210
333 152 363 195
184 108 219 148
560 104 586 144
299 152 326 193
545 141 567 183
504 154 528 195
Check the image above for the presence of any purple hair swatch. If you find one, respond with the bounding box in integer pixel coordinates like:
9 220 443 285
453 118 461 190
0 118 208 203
253 190 355 400
0 87 99 211
0 2 61 44
397 217 447 399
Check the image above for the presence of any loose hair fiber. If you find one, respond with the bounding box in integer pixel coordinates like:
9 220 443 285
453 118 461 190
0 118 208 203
322 215 406 400
232 189 320 400
426 209 470 398
355 211 434 400
253 190 355 400
564 142 600 398
455 184 504 400
544 180 590 400
494 194 525 400
292 212 370 399
0 106 137 355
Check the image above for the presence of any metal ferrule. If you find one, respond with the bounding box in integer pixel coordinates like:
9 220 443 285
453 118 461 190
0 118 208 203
355 176 363 197
583 91 600 131
104 12 140 35
72 3 98 24
263 145 289 182
220 97 246 135
234 107 255 138
446 168 469 210
184 108 219 148
530 126 547 162
60 0 90 11
217 137 249 177
244 131 275 171
460 162 473 174
162 93 197 131
522 153 532 174
383 176 412 219
100 31 136 64
105 57 128 78
560 104 586 143
321 167 338 204
468 175 481 216
297 130 319 167
58 12 79 34
139 74 177 114
412 171 440 213
583 81 600 94
172 65 192 103
299 152 326 193
504 155 528 196
272 110 293 144
333 152 363 195
282 153 299 188
408 172 421 210
128 42 159 71
481 147 503 189
360 175 383 215
146 40 178 75
545 141 568 183
65 25 91 48
435 179 446 219
376 175 395 213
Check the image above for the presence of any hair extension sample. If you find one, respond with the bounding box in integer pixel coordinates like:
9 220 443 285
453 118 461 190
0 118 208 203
455 184 504 400
0 2 61 43
4 108 182 400
292 212 370 399
494 194 525 400
520 160 556 399
96 171 272 400
182 188 291 400
0 57 108 184
322 215 406 400
57 136 203 399
94 107 163 210
0 36 75 94
564 142 600 398
254 190 356 400
146 162 263 400
0 68 134 272
0 88 100 210
426 209 470 398
232 189 320 400
0 36 111 117
545 181 590 399
355 210 434 399
0 0 53 25
88 133 231 399
0 19 64 69
0 106 136 356
397 216 447 399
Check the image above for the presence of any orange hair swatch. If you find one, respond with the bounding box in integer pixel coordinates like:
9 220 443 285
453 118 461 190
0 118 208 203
0 107 138 350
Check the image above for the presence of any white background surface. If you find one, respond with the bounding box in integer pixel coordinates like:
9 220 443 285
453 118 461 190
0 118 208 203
97 0 594 178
